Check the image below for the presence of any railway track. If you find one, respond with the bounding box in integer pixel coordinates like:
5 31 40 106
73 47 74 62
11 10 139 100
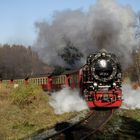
80 109 113 140
48 109 113 140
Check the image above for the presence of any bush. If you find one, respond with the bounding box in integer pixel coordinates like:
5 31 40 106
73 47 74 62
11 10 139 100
11 84 43 106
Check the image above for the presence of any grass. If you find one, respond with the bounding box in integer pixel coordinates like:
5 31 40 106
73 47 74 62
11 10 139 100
0 84 77 140
2 83 140 140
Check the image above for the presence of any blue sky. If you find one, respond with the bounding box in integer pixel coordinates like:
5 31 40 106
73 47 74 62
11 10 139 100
0 0 140 46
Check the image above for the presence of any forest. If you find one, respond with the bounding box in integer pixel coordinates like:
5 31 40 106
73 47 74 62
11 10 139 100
0 44 52 79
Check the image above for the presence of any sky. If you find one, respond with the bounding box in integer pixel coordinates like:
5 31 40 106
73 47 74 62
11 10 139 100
0 0 140 46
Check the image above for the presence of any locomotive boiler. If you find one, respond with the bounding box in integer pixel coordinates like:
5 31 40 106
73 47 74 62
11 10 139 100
80 49 122 108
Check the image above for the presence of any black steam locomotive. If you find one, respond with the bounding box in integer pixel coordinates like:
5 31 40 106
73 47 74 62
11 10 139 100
80 49 122 108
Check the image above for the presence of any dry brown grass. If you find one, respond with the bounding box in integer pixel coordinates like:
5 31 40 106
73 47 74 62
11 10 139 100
0 84 77 140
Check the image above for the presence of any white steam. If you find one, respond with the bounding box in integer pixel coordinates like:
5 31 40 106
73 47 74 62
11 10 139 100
35 0 137 68
49 87 88 114
49 84 140 113
122 84 140 109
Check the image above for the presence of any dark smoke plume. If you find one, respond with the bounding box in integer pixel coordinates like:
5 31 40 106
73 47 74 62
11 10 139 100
34 0 137 68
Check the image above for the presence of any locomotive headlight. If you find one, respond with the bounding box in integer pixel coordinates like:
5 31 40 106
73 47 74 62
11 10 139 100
102 52 106 56
93 82 98 87
99 59 107 68
113 82 116 86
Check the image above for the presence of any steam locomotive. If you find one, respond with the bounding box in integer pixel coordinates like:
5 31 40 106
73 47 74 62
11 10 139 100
79 49 122 108
1 49 122 108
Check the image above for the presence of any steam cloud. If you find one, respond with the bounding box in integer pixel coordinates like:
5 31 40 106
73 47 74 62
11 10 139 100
34 0 137 68
50 85 140 113
49 87 88 114
122 84 140 109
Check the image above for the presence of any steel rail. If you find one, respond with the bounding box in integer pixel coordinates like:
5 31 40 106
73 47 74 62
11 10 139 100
47 110 94 140
80 109 113 140
49 109 113 140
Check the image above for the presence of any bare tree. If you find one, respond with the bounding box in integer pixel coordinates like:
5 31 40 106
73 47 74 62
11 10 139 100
0 44 50 79
58 38 83 68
